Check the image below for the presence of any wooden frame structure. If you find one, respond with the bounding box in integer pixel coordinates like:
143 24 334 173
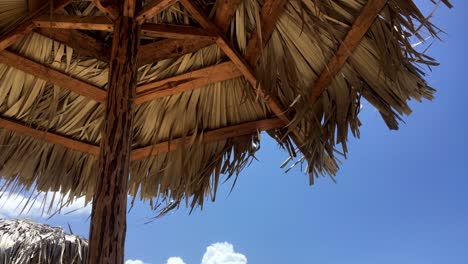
0 0 388 263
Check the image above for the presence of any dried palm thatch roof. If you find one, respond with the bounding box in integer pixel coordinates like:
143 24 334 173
0 219 88 264
0 0 451 211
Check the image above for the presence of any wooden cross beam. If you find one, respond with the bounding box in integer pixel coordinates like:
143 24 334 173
93 0 119 20
130 118 283 160
213 0 243 33
136 0 178 24
135 62 242 103
138 37 215 66
35 28 111 62
179 0 290 124
33 15 114 31
309 0 387 104
0 50 106 103
141 23 216 40
0 117 99 155
0 0 72 50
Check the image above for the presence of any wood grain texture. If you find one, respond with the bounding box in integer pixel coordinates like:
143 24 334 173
213 0 242 33
141 23 215 40
0 50 106 103
35 28 111 62
93 0 119 20
245 0 288 66
88 15 140 264
33 15 114 31
131 118 283 160
136 0 178 24
136 62 242 103
138 37 215 66
0 0 72 50
310 0 387 104
0 117 99 155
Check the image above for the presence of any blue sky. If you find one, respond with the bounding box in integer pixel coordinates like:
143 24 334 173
1 1 467 263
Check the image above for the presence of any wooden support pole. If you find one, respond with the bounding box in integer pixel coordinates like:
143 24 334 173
309 0 387 104
88 3 140 264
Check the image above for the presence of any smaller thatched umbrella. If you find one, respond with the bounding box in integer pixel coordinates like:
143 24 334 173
0 219 88 264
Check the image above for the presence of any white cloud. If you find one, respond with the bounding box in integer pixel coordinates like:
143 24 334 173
125 260 146 264
0 190 91 219
166 257 186 264
201 242 247 264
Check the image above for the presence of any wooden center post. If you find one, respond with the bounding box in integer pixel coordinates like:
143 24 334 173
88 1 140 263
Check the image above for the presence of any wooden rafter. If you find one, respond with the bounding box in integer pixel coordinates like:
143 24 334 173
0 117 99 155
179 0 290 124
213 0 243 33
135 61 242 104
309 0 387 104
93 0 119 20
131 118 283 161
0 50 106 103
33 15 113 31
0 0 72 50
138 38 215 66
136 0 178 24
35 28 111 62
245 0 289 67
141 23 215 40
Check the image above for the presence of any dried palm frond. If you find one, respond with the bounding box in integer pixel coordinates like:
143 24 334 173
0 219 88 264
0 0 451 212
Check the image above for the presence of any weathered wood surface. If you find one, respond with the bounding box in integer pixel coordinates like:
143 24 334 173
33 15 113 31
88 10 140 264
138 37 215 66
310 0 387 104
93 0 119 20
0 50 106 103
35 28 111 62
136 62 242 103
0 117 99 155
141 23 215 40
136 0 178 24
213 0 243 33
131 118 283 160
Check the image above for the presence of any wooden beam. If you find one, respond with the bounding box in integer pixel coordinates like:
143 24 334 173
135 61 242 104
93 0 119 20
245 0 289 67
131 118 283 160
0 0 72 50
309 0 387 104
0 117 99 155
137 37 215 66
35 28 111 62
88 8 141 264
141 23 216 40
180 0 290 124
136 0 178 24
33 15 113 31
213 0 243 33
0 50 106 103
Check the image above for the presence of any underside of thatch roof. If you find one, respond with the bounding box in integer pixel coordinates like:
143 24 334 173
0 219 88 264
0 0 450 210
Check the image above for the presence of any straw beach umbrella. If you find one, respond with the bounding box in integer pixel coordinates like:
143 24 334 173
0 219 88 264
0 0 451 263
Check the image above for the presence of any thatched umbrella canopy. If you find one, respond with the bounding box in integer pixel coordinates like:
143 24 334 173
0 219 88 264
0 0 451 263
